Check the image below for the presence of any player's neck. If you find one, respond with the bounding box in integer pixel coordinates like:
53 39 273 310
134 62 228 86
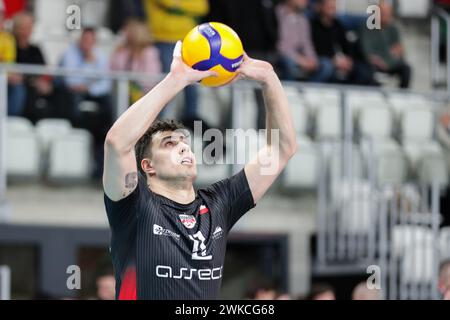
147 178 196 204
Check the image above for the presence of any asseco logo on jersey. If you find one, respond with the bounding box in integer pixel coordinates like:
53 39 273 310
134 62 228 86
179 214 197 229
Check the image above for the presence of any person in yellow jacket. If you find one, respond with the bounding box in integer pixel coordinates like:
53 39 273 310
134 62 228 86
144 0 209 127
0 4 16 63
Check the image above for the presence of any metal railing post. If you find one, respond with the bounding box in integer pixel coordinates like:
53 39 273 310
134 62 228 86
431 15 440 86
0 71 10 221
116 79 130 119
0 265 11 300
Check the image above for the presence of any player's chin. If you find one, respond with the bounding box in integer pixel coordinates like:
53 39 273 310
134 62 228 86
177 163 197 177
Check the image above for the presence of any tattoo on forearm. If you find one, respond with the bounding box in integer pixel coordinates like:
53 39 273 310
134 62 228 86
125 172 138 189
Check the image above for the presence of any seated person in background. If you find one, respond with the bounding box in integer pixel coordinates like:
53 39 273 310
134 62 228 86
276 0 333 82
110 19 161 104
311 0 374 85
60 27 112 126
8 12 53 121
352 282 382 300
60 27 113 178
359 0 412 88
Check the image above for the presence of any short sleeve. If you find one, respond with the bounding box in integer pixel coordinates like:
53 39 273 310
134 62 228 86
203 169 256 231
104 172 146 232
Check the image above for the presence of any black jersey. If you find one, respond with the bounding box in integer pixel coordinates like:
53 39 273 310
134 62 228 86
104 169 255 300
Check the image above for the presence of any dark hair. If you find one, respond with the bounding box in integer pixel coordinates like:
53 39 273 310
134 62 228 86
135 119 187 174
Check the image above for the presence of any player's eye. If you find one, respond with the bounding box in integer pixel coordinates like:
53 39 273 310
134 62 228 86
166 141 174 147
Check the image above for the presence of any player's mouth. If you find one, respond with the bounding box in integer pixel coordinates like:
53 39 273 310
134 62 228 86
180 156 194 166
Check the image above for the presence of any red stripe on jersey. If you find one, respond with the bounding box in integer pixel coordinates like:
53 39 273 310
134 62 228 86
118 266 136 300
199 206 209 215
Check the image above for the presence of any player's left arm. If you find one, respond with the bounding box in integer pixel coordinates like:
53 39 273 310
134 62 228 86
236 55 298 203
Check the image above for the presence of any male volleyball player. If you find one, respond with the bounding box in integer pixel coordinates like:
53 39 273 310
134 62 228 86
103 42 297 300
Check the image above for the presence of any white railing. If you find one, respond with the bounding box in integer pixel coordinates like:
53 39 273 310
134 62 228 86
0 265 11 300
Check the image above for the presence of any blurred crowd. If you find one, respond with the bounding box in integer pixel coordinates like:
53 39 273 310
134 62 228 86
0 0 414 176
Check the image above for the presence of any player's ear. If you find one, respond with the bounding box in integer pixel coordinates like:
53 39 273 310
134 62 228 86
141 158 155 176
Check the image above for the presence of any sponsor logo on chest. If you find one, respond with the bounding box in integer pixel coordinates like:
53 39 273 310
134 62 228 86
179 214 197 229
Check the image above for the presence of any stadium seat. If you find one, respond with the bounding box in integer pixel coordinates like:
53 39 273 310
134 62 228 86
336 180 374 234
6 117 40 178
395 224 436 284
47 129 93 180
346 90 387 119
361 139 407 186
285 88 309 136
327 143 365 186
404 141 447 179
316 105 341 140
440 227 450 261
35 119 72 154
197 87 228 128
302 87 340 116
401 245 434 284
359 105 393 139
401 108 435 141
239 88 258 130
397 0 430 18
417 152 449 187
392 225 433 256
283 135 318 189
388 93 434 119
6 116 34 133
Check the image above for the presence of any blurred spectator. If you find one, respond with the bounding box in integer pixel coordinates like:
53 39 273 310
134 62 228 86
439 259 450 300
276 292 292 300
276 0 333 82
108 0 145 34
95 270 116 300
60 27 112 125
208 0 279 129
311 0 375 85
351 282 382 300
437 105 450 226
8 12 53 120
306 283 336 300
144 0 208 125
2 0 26 20
359 0 412 88
110 19 161 104
61 27 113 178
244 279 278 300
0 2 15 63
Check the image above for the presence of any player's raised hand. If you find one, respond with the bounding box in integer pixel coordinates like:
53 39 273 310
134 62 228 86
169 41 218 86
232 53 276 84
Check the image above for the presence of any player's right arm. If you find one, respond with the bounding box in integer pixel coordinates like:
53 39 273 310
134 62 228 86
103 42 217 201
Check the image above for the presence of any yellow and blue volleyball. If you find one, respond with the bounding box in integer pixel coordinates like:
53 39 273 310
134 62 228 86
182 22 244 87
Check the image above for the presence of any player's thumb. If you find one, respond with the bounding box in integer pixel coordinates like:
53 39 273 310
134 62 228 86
173 41 182 59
